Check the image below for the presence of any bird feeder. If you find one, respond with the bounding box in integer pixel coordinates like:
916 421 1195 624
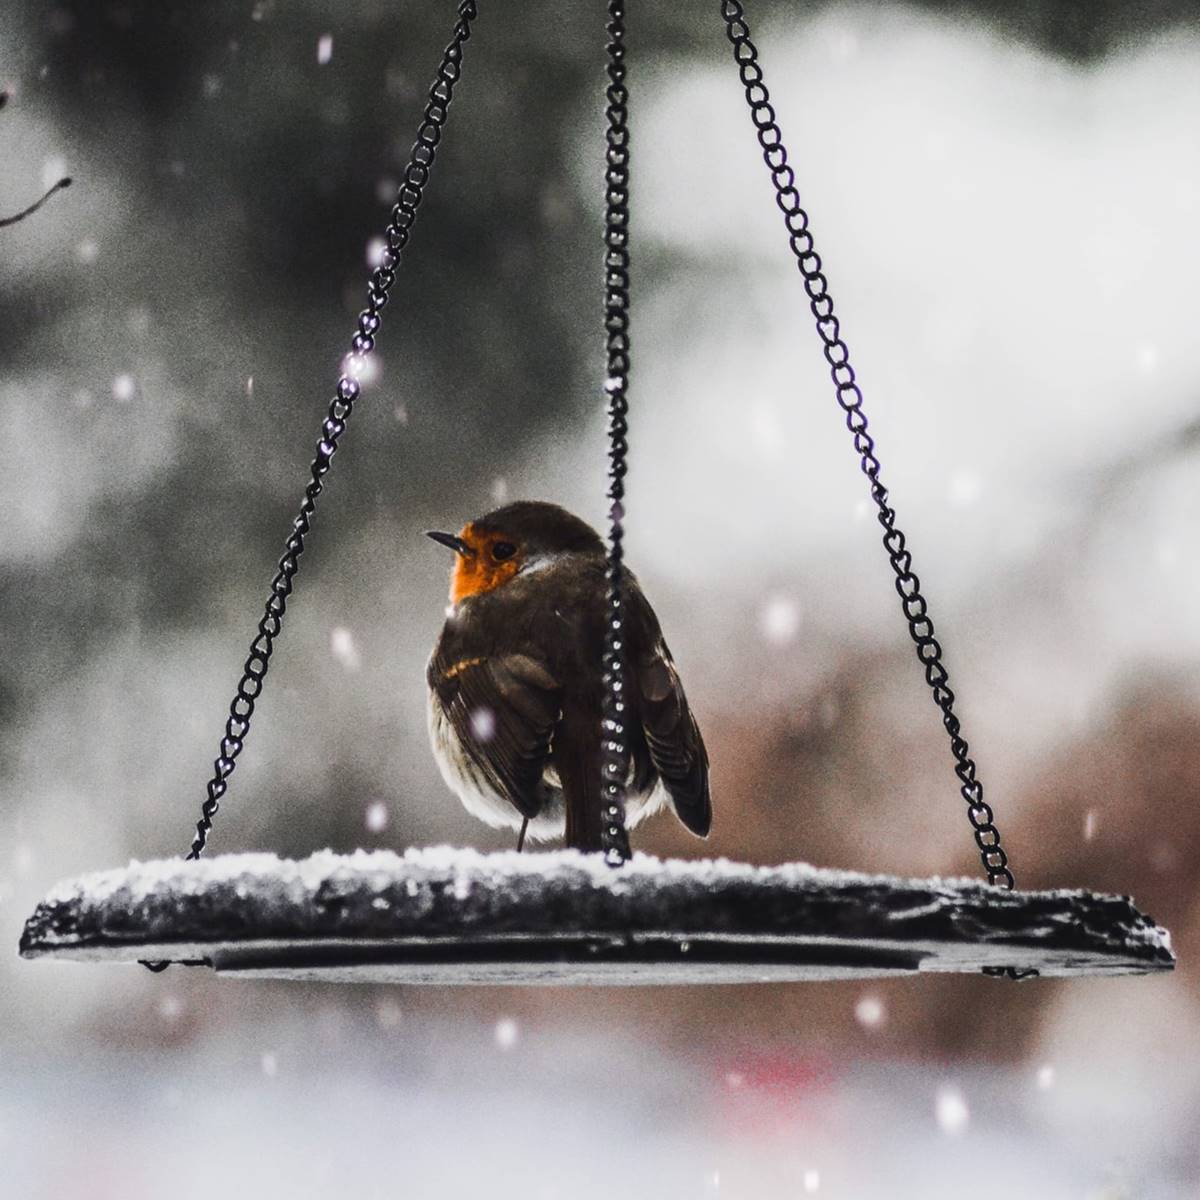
19 1 1174 985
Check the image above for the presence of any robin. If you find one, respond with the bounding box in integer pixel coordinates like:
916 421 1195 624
425 501 711 853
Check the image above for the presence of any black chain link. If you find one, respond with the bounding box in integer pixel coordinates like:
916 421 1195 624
718 2 1030 956
142 0 479 971
599 0 634 867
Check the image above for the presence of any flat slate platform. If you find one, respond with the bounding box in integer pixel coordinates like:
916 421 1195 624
19 848 1175 985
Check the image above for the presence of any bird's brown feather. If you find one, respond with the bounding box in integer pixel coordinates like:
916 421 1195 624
628 597 712 838
430 652 562 820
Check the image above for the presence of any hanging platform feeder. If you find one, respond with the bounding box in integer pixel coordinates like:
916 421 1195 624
17 1 1178 987
20 850 1173 984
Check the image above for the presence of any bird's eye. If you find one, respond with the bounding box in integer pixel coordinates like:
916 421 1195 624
492 541 517 561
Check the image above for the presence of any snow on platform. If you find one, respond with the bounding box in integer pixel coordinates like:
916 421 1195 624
18 848 1175 985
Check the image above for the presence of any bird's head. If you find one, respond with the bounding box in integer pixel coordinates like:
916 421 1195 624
426 501 605 605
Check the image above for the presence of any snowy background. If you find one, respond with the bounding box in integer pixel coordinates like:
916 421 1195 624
3 1 1200 1196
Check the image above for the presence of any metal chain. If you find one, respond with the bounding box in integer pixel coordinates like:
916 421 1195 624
142 0 479 971
717 3 1026 906
599 0 634 866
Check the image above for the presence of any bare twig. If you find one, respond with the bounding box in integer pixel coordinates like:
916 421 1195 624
0 177 72 228
0 88 73 228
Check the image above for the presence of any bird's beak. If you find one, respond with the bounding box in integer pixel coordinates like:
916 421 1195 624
425 530 475 557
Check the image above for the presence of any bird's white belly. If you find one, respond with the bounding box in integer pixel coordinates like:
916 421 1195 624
426 692 666 844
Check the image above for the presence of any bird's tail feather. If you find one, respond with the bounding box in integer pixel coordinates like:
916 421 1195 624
558 725 603 853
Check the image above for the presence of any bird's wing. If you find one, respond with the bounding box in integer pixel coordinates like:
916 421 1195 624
433 652 562 820
630 592 712 838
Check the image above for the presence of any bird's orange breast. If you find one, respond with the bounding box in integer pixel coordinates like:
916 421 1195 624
449 523 521 604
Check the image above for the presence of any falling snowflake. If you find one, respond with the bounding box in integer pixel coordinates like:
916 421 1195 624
365 236 387 268
1150 841 1178 873
1084 810 1098 841
494 1017 519 1050
76 238 98 264
112 374 136 403
491 477 509 504
342 351 380 388
41 155 67 191
246 376 254 399
365 800 389 833
376 998 403 1030
749 403 784 458
385 66 409 97
261 1051 278 1077
393 403 408 425
470 707 496 742
1037 1064 1055 1090
157 994 182 1022
854 994 886 1029
375 177 398 205
948 470 983 508
330 626 361 671
803 1168 821 1193
935 1085 969 1135
317 34 333 65
828 25 859 63
760 595 801 644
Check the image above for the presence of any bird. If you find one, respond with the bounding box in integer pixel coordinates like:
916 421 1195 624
425 501 711 853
